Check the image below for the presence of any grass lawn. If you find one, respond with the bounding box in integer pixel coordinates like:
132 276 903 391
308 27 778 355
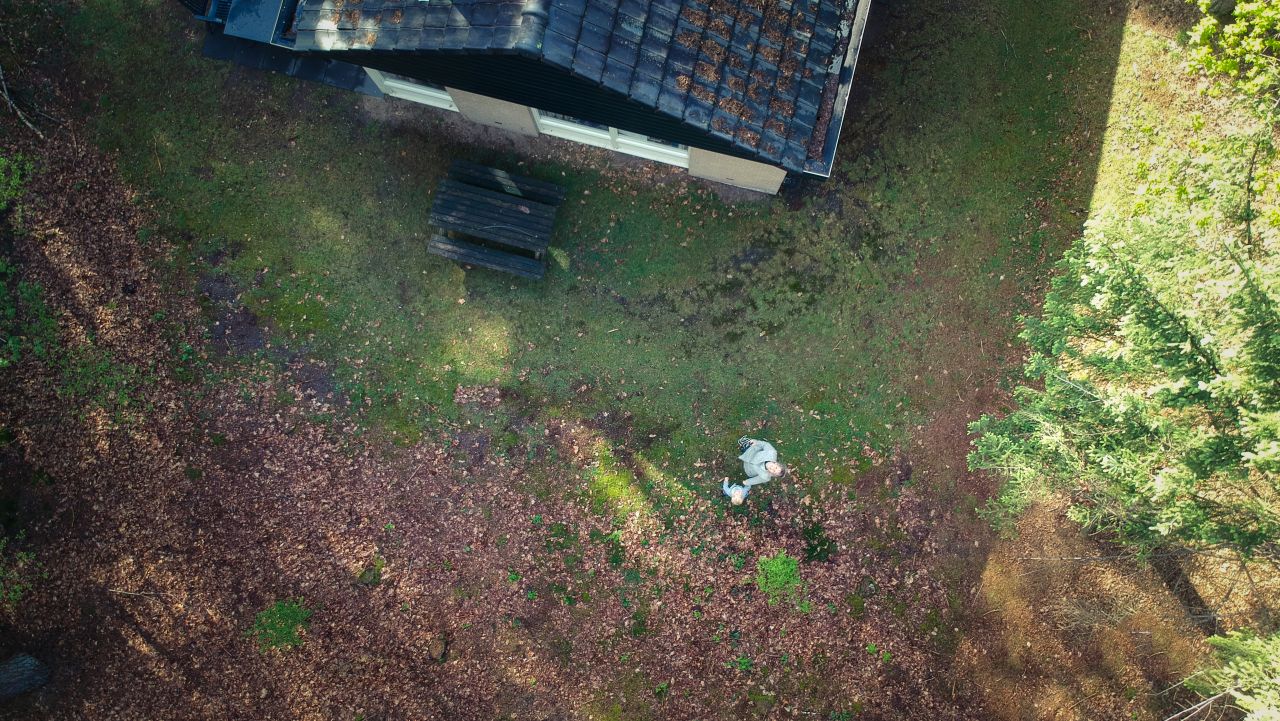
71 0 1111 505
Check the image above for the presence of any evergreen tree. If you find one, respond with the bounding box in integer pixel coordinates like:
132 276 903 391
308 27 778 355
1185 630 1280 721
969 130 1280 558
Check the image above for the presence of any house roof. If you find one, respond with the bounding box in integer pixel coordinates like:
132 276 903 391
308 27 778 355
292 0 868 174
294 0 543 54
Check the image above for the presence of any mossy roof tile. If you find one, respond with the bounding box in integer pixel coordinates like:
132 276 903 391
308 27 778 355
291 0 867 173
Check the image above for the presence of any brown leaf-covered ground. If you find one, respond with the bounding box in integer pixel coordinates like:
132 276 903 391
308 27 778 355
0 119 976 719
0 116 1214 721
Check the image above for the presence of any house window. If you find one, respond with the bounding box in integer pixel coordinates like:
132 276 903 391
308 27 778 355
532 110 689 169
536 110 608 131
363 69 458 112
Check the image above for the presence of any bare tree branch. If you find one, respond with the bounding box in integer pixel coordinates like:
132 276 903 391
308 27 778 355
0 64 44 140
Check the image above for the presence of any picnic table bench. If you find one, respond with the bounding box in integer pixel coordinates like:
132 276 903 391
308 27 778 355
427 161 566 279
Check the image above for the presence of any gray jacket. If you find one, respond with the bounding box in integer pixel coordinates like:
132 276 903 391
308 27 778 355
738 440 778 487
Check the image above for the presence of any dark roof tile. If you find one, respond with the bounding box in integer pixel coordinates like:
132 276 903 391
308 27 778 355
609 37 639 66
798 77 823 105
630 75 660 105
792 98 817 125
552 0 587 15
618 0 647 20
470 2 499 25
290 0 862 174
491 25 520 46
420 27 445 46
572 46 606 83
548 6 580 37
394 27 422 49
577 21 610 53
636 45 666 78
440 26 467 49
615 14 645 42
584 5 615 31
643 21 673 46
817 1 840 27
496 2 525 25
422 4 449 27
751 61 777 84
544 30 577 68
602 57 633 93
647 5 678 35
662 65 687 90
667 40 696 71
683 100 711 131
758 129 786 162
782 144 807 170
656 86 685 116
403 4 425 24
811 24 836 53
709 108 738 141
466 26 496 47
805 40 829 67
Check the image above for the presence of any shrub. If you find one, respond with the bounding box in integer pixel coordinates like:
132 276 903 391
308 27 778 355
357 555 385 586
0 535 36 610
0 258 57 370
0 155 30 214
247 599 312 650
1188 0 1280 108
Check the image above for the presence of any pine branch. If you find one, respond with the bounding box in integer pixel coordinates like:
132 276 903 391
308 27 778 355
1115 255 1217 375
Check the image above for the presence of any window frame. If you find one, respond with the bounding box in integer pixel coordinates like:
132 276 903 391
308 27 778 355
363 68 458 111
532 110 689 168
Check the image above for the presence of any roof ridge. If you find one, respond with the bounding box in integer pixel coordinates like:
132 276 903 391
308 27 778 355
512 0 551 57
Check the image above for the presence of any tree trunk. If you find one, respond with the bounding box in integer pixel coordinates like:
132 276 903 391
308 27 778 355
0 654 48 699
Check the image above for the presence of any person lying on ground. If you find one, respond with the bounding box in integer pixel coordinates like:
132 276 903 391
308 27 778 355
722 437 787 505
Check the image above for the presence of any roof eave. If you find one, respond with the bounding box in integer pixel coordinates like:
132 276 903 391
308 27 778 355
802 0 872 178
511 0 550 57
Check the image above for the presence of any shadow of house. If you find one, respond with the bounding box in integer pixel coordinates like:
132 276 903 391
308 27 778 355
176 0 875 194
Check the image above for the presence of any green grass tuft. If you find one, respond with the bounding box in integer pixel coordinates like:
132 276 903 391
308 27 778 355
247 598 313 650
756 552 807 608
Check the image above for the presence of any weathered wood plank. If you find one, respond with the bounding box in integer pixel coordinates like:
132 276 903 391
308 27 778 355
427 235 546 279
448 161 566 206
430 191 556 233
436 179 559 220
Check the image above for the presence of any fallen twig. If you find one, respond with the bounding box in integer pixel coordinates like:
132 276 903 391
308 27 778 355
1067 690 1103 712
1164 690 1232 721
108 588 177 598
0 64 44 139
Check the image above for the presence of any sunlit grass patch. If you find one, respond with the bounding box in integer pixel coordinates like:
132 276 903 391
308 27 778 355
441 313 513 382
587 441 648 520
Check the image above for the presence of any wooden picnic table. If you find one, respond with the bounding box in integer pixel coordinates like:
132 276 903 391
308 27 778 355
426 161 566 279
